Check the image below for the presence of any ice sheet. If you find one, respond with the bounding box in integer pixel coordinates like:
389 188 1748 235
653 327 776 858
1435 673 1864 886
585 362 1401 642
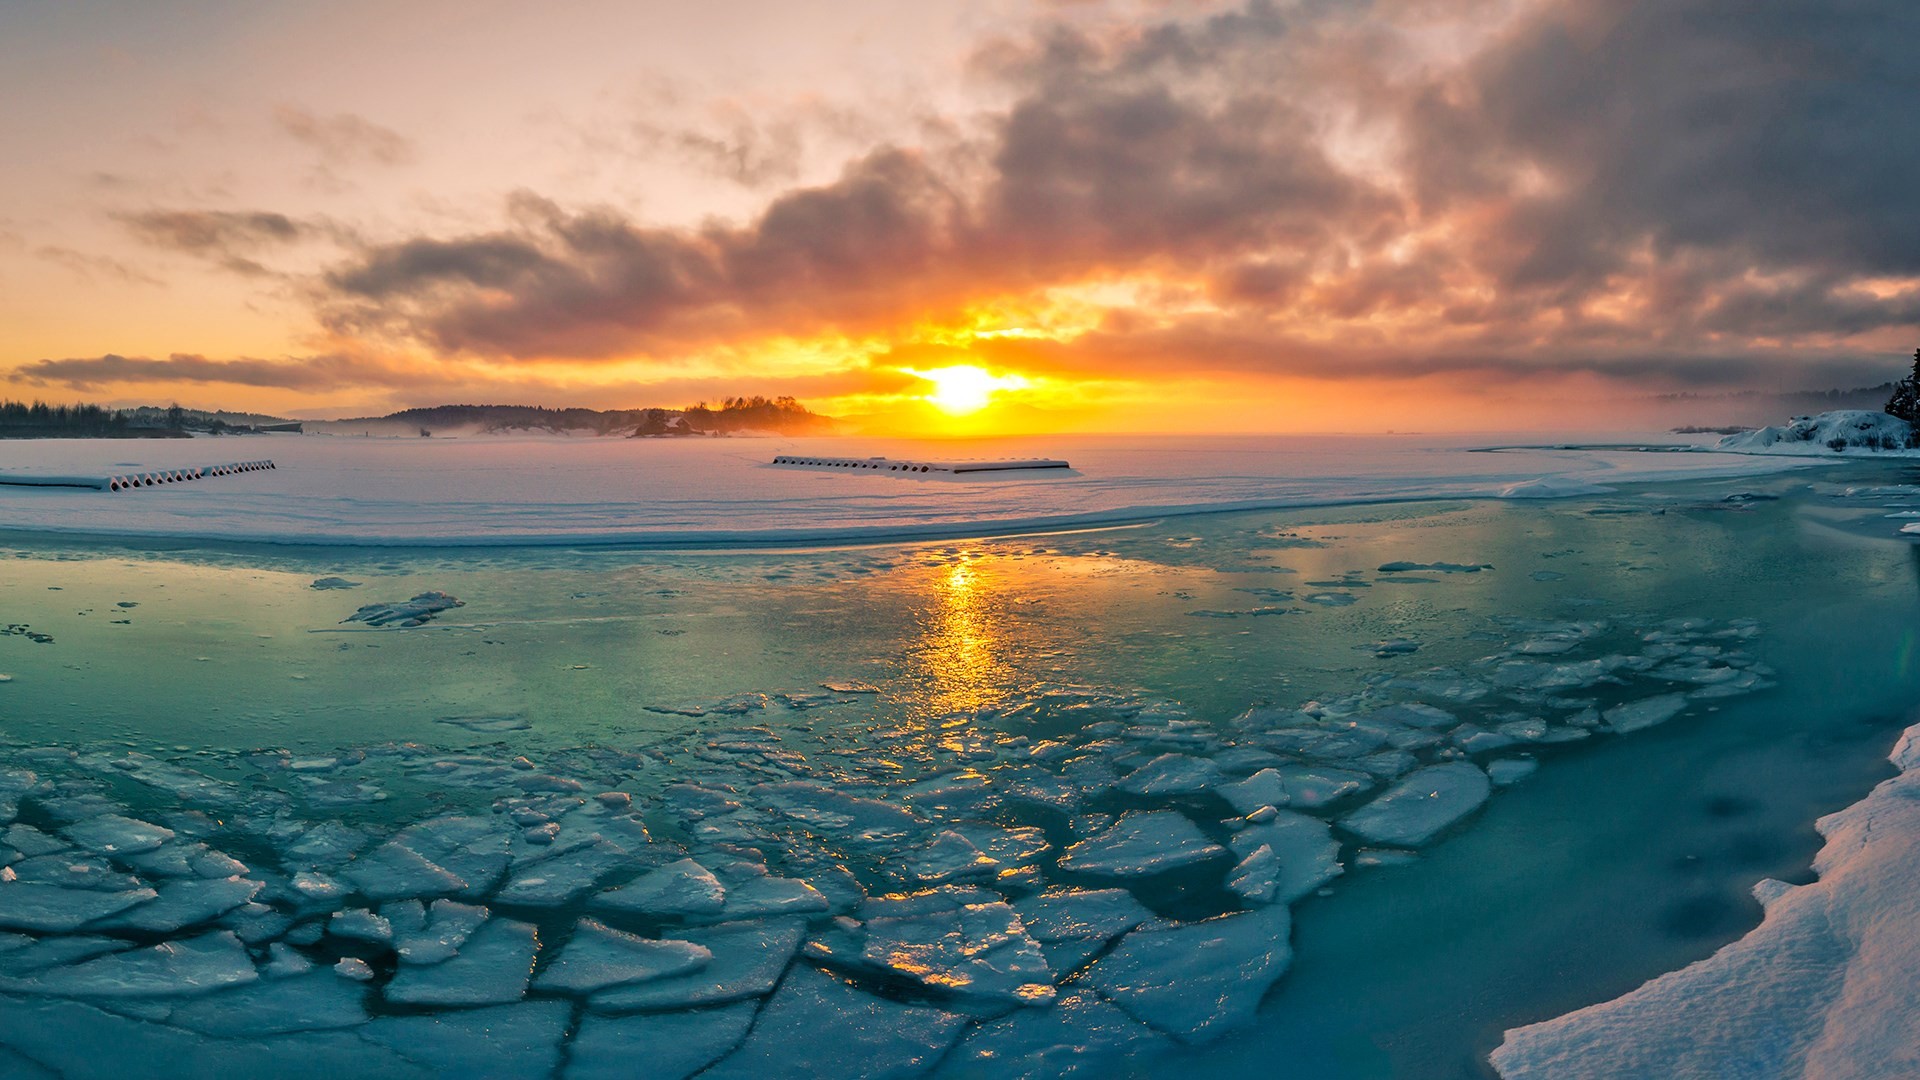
0 432 1817 546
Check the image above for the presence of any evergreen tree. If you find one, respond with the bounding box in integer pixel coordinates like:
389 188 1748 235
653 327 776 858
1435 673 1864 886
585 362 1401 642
1885 348 1920 422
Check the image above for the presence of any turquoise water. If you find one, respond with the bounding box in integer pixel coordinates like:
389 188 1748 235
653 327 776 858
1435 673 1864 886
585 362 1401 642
1 461 1916 1077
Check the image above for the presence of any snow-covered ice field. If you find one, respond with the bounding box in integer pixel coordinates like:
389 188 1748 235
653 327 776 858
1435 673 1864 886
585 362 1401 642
2 437 1919 1078
0 431 1825 546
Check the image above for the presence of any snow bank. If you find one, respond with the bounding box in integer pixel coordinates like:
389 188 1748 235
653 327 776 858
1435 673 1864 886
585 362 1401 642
1491 721 1920 1079
0 432 1819 547
1716 410 1917 456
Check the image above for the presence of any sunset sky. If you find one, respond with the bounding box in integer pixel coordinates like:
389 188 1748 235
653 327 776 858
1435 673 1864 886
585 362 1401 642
2 0 1915 433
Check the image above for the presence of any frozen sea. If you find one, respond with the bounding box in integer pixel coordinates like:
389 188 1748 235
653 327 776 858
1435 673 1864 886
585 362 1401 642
1 432 1917 1078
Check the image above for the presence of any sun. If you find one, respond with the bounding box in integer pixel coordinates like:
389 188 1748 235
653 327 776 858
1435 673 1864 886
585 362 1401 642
910 365 1030 414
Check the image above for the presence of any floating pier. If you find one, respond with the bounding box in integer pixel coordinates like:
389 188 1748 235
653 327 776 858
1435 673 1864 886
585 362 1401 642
0 460 277 493
771 455 1070 475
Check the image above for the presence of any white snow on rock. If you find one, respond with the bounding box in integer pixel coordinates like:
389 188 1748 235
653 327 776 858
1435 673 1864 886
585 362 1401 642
383 917 539 1006
701 964 968 1080
594 859 727 918
588 918 806 1012
1087 905 1292 1043
22 930 257 998
1492 720 1920 1079
565 1002 759 1080
1716 410 1914 456
1340 762 1491 847
533 918 711 994
0 883 157 933
1602 693 1690 733
1057 811 1226 877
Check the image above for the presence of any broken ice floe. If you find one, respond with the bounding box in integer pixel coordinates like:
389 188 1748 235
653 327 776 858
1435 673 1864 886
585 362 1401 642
341 591 464 628
0 607 1781 1076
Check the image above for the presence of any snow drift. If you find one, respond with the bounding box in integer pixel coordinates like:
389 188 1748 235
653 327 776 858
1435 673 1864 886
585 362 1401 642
1491 722 1920 1079
1716 411 1916 456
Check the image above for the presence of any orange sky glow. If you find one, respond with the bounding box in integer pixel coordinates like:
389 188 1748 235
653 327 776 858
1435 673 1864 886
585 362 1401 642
2 0 1914 433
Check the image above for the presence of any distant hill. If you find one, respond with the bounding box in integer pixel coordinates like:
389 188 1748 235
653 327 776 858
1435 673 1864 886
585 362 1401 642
305 397 833 438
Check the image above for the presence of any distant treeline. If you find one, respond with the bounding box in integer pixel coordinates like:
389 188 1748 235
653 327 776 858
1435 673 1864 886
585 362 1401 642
0 400 197 439
380 397 831 437
637 396 829 437
0 400 296 438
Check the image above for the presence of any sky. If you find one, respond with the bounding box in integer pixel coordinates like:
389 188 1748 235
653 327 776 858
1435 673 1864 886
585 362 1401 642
2 0 1916 433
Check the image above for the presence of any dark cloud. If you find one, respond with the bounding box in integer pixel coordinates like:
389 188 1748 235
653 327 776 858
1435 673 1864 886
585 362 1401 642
273 106 414 167
280 0 1920 388
35 246 163 287
14 353 427 393
117 209 318 276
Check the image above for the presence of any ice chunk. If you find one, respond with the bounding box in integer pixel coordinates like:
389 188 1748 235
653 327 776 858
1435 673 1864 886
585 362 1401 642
329 907 393 944
715 875 830 920
594 859 727 918
565 1002 760 1080
343 591 463 628
1226 845 1281 904
362 1001 570 1079
1229 811 1342 903
947 990 1171 1079
389 816 510 898
1013 888 1154 944
1088 906 1292 1043
25 930 257 998
0 883 157 932
1217 769 1290 814
164 969 369 1035
89 876 263 934
340 840 467 902
1340 762 1491 847
437 715 531 733
1488 759 1540 786
1602 693 1690 733
1271 765 1373 809
908 831 1000 885
383 917 538 1006
861 901 1055 1007
389 899 488 965
3 824 66 857
700 965 967 1080
589 918 805 1012
494 840 631 906
62 815 174 856
533 918 711 993
1058 811 1226 878
1116 753 1223 796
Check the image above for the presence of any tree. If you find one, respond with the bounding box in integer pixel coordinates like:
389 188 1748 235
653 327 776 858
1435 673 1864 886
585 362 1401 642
1885 348 1920 422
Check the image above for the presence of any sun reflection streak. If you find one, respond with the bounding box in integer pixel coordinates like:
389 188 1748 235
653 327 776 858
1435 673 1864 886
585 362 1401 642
915 558 1012 724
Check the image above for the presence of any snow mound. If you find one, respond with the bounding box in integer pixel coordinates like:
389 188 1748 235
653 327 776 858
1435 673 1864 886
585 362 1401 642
1716 410 1916 456
1491 719 1920 1079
